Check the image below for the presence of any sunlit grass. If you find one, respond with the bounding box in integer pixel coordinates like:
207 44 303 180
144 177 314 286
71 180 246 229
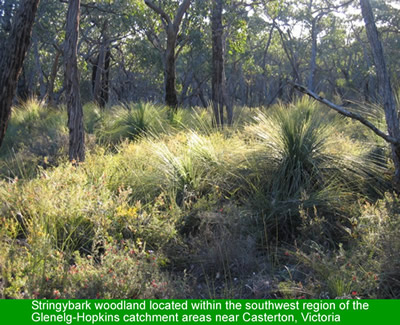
0 97 397 299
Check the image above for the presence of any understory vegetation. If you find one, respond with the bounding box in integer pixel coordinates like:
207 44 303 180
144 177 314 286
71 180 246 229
1 97 399 299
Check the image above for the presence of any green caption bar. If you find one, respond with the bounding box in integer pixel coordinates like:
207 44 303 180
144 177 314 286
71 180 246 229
0 299 398 324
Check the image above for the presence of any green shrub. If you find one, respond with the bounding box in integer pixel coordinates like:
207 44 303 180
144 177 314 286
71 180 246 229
244 97 389 243
0 238 176 299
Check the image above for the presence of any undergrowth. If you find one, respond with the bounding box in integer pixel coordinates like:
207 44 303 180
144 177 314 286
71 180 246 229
0 97 398 299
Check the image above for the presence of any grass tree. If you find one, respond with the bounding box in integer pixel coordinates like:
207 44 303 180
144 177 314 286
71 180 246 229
292 0 400 189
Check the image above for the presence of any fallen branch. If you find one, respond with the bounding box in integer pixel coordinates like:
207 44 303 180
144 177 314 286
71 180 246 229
289 81 399 146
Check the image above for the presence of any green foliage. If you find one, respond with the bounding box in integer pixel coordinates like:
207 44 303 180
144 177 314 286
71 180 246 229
95 102 170 146
244 97 389 242
0 98 397 299
0 238 176 299
83 103 103 134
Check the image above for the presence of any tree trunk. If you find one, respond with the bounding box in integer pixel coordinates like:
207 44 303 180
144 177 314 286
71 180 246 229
100 46 111 107
308 19 318 91
165 25 178 108
92 48 105 105
211 0 232 126
64 0 85 162
33 33 46 99
47 48 61 106
17 68 29 101
0 0 40 148
93 21 109 107
360 0 400 186
144 0 191 109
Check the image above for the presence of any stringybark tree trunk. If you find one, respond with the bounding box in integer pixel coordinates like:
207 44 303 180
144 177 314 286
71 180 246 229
211 0 232 126
360 0 400 186
165 25 178 108
100 47 111 107
33 33 46 99
0 0 40 148
64 0 85 162
144 0 191 109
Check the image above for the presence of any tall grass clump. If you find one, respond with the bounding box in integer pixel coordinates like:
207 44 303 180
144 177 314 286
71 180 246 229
244 97 389 243
0 99 67 178
83 103 103 134
95 102 167 146
151 131 248 207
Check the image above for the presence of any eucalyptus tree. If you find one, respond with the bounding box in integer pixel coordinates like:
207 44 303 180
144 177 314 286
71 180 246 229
0 0 40 148
211 0 230 125
211 0 264 123
144 0 192 108
64 0 85 162
31 0 65 102
360 0 400 186
78 1 128 107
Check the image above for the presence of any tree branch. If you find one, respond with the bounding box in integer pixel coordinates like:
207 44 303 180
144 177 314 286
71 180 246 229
289 81 399 145
173 0 192 32
144 0 171 25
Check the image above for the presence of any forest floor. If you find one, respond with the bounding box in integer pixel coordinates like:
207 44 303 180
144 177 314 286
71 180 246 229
0 97 399 299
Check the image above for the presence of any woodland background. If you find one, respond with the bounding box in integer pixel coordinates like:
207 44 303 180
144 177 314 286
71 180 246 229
0 0 399 299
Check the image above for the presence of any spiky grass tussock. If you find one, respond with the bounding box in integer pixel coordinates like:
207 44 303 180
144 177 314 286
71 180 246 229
0 97 397 299
243 97 389 242
95 102 167 146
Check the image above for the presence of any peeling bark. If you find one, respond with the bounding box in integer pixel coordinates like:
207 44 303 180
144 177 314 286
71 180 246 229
64 0 85 162
211 0 232 126
0 0 40 148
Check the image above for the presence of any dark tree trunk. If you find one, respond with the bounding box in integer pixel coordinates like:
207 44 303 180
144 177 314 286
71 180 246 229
193 74 208 108
92 52 102 102
64 0 85 162
91 55 97 93
48 48 61 106
211 0 232 126
360 0 400 186
33 33 46 99
100 47 111 107
0 0 40 148
165 26 178 108
92 46 110 108
17 68 29 101
144 0 191 110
